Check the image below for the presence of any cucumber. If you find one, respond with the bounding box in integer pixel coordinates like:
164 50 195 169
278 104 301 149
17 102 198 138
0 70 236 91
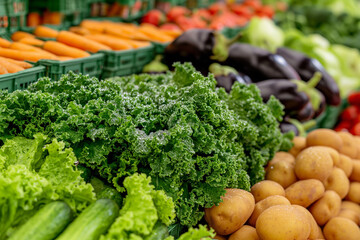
8 201 72 240
145 221 170 240
57 199 119 240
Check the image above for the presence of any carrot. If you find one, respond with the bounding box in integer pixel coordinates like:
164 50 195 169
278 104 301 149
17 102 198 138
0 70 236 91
84 34 133 50
57 31 111 53
80 20 106 33
43 12 63 25
43 41 90 58
0 64 8 75
11 31 35 41
105 27 152 41
138 25 174 42
119 38 151 48
34 26 59 38
0 58 25 73
0 38 11 48
18 37 44 47
0 47 58 61
27 12 41 27
69 26 91 36
0 57 32 69
57 56 74 61
9 42 58 59
159 29 182 38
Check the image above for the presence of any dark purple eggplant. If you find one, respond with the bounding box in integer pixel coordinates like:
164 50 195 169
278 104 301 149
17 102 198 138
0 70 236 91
256 79 309 113
276 47 340 106
289 101 315 122
209 63 251 92
224 43 301 81
280 121 299 135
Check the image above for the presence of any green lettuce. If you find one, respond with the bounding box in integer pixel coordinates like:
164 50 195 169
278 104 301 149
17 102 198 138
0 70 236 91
0 134 95 238
0 63 289 226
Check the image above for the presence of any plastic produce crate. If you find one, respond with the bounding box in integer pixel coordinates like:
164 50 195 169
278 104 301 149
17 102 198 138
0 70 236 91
0 65 46 92
6 0 28 33
37 53 105 81
187 0 216 8
100 45 155 78
0 1 8 36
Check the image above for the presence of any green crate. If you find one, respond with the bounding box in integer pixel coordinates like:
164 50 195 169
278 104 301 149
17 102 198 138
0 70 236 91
29 0 76 14
37 53 105 81
101 68 134 78
6 0 28 16
134 46 154 67
101 48 135 71
0 1 8 36
0 66 46 93
8 14 26 33
187 0 216 8
152 42 169 54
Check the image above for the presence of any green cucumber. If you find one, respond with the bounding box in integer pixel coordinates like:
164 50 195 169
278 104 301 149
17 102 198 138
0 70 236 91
8 201 72 240
57 199 119 240
145 221 170 240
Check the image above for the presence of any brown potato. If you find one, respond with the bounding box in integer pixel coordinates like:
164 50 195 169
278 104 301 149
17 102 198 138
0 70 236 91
306 129 343 151
337 132 358 158
250 180 285 203
266 152 295 169
265 161 297 188
289 136 306 157
315 146 340 166
309 190 342 226
228 225 258 240
336 154 353 177
323 217 360 240
285 179 325 207
323 167 350 199
256 205 310 240
205 189 255 235
353 136 360 159
337 208 360 225
295 146 333 181
345 182 360 203
341 201 360 216
292 205 325 240
349 159 360 182
248 195 290 226
213 234 227 240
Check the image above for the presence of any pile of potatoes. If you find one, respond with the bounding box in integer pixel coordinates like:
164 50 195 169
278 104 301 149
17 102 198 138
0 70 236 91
205 129 360 240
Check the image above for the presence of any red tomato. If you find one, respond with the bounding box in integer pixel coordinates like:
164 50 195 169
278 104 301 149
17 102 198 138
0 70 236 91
341 106 359 121
166 6 191 22
350 122 360 136
230 4 253 19
160 23 181 31
141 9 166 26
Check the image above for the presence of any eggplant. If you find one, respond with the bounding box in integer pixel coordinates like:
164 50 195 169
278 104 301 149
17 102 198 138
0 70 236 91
290 101 315 122
224 43 301 81
209 63 251 92
164 29 237 74
256 79 309 113
280 121 299 135
276 47 341 106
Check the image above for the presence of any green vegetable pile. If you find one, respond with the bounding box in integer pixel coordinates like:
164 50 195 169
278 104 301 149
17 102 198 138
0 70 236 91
0 63 290 227
0 134 95 239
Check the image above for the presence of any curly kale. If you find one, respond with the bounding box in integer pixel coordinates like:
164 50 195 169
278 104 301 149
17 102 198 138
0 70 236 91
0 63 290 226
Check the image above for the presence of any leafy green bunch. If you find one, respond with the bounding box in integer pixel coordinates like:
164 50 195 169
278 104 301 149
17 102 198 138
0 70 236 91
0 63 290 226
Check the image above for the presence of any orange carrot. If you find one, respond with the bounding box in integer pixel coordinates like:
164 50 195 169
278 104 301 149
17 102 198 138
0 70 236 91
84 34 133 50
34 26 59 38
11 31 35 41
80 20 106 33
18 37 44 47
57 31 111 53
0 57 33 69
57 56 74 61
159 29 182 38
0 58 25 73
69 26 91 36
107 2 121 17
105 27 152 41
9 42 58 59
43 12 63 25
0 64 8 75
43 41 90 58
27 12 41 27
0 47 58 61
137 25 174 42
0 38 11 48
118 38 151 48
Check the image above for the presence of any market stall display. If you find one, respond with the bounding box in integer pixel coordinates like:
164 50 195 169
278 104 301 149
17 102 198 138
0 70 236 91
0 0 359 239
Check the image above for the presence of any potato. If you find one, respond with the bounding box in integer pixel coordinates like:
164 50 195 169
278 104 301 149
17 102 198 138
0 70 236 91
323 167 350 199
309 190 342 226
341 201 360 216
289 136 306 157
266 152 295 168
248 195 290 226
265 161 297 188
285 179 325 207
295 146 333 181
250 180 285 203
292 205 325 240
256 205 310 240
214 234 227 240
337 132 358 158
323 217 360 240
345 182 360 203
349 159 360 182
316 146 340 166
228 225 258 240
306 129 343 151
205 188 255 235
336 154 353 177
337 208 360 225
353 136 360 159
